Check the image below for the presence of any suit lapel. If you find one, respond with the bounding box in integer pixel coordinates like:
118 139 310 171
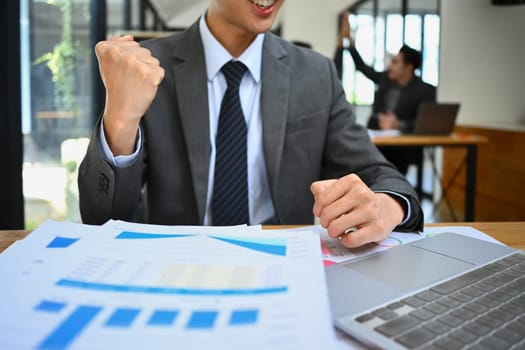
261 34 289 208
171 22 210 223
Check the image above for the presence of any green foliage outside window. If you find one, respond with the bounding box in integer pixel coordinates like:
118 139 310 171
33 0 79 112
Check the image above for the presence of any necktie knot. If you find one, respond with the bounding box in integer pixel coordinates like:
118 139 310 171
221 61 247 88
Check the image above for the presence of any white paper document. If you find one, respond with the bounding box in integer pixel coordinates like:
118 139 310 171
367 129 402 138
0 221 336 350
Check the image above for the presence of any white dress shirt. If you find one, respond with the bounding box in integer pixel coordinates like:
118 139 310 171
100 15 276 225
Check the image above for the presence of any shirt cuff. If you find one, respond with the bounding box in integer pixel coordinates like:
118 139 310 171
99 119 141 168
375 190 412 226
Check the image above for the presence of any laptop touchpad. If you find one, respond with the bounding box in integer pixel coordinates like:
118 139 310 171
344 244 473 292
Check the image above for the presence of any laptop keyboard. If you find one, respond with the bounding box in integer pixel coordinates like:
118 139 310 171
354 252 525 349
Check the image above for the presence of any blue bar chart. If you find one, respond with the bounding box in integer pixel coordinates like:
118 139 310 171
186 311 219 329
34 300 262 349
33 232 287 348
229 309 259 326
34 300 67 313
104 308 141 327
46 236 80 249
38 305 103 349
147 310 179 326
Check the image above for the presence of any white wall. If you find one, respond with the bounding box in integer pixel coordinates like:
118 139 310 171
439 0 525 129
280 0 349 58
166 0 209 28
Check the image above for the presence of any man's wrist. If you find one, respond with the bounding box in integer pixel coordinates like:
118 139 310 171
99 119 142 167
375 191 411 226
103 116 140 156
379 193 404 226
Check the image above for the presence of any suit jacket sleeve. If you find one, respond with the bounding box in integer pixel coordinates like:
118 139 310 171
333 46 384 85
78 117 146 224
321 57 424 232
348 45 383 84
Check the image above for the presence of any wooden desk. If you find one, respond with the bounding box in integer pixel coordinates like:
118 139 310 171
0 230 29 254
372 134 487 147
1 222 524 253
372 134 488 221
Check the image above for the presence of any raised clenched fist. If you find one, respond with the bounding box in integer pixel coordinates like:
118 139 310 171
95 35 165 155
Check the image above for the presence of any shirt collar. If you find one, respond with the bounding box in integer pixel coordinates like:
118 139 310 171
199 15 264 83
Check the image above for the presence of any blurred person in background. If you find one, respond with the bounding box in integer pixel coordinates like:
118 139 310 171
334 11 435 174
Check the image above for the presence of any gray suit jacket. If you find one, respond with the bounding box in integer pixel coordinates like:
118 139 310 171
79 20 423 229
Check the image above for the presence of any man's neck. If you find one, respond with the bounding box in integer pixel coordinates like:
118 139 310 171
206 12 257 58
396 73 415 87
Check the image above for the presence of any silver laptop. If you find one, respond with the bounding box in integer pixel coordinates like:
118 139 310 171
326 233 525 349
413 103 460 135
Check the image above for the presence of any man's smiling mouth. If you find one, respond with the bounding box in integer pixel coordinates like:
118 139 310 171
248 0 276 9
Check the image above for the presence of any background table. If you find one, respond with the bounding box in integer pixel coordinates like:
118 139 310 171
372 134 488 221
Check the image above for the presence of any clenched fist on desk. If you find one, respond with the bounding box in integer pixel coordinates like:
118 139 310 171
95 35 165 156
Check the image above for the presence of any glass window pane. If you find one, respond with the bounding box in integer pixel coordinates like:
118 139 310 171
354 14 375 105
341 46 355 101
386 14 403 55
341 13 376 105
354 15 375 64
374 16 385 72
422 14 440 86
404 14 422 51
22 0 94 228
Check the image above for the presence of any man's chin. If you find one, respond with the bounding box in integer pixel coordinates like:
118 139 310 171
246 17 277 35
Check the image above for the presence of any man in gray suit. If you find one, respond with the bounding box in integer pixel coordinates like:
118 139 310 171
79 0 423 248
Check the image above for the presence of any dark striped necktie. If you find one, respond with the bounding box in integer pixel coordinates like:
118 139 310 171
212 60 249 226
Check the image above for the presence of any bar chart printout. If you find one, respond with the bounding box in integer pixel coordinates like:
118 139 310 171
0 220 336 350
34 303 263 349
